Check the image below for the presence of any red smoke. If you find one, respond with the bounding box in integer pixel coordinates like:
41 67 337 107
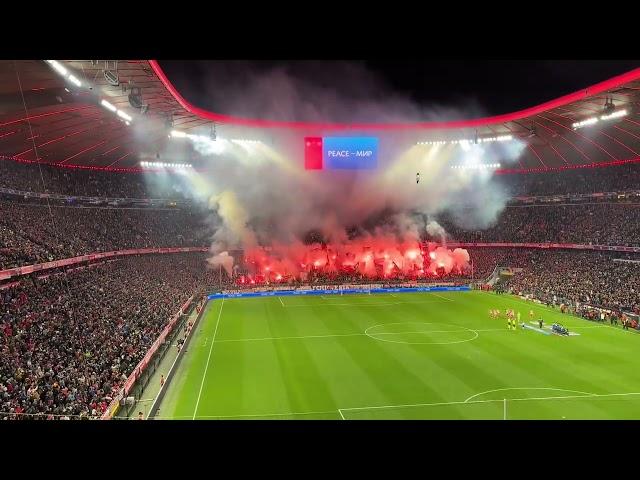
237 237 470 284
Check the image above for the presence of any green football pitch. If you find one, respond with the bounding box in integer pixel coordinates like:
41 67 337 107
155 290 640 420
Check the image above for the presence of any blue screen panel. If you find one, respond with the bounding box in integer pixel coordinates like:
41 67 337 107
322 137 378 170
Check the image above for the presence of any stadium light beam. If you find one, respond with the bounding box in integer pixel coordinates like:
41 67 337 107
117 110 132 122
418 135 513 147
600 109 627 121
47 60 68 76
67 74 82 87
573 109 627 129
100 99 117 112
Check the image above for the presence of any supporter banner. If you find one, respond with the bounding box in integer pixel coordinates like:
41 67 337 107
446 242 640 253
101 295 194 420
512 190 640 204
209 285 470 300
221 282 457 296
0 247 209 281
0 186 189 205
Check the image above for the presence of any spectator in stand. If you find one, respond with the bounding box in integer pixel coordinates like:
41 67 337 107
0 253 229 420
4 159 640 202
437 203 640 247
0 201 212 270
503 250 640 315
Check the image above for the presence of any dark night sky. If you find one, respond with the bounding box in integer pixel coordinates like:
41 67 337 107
160 60 640 121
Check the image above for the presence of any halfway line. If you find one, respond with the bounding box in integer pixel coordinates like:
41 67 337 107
216 327 506 343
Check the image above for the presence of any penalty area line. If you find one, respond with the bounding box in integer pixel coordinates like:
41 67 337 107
339 391 640 414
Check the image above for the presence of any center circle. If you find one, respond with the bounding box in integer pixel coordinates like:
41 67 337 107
364 322 478 345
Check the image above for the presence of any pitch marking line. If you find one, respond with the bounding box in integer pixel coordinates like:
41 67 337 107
216 327 506 343
570 325 607 329
464 387 596 403
158 410 339 420
339 391 640 415
283 300 450 308
338 409 346 420
431 292 455 302
364 322 482 345
278 296 285 307
192 298 225 420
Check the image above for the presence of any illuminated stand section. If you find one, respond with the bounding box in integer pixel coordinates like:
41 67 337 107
305 136 379 170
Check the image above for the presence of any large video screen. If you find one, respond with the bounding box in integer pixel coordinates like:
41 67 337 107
305 136 379 170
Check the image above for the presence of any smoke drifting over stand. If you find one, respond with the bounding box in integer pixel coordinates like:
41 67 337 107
144 61 527 282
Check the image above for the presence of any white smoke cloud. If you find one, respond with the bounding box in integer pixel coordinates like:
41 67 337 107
207 251 235 277
426 220 447 243
139 61 527 268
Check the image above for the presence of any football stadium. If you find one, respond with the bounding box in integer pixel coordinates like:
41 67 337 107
1 60 640 420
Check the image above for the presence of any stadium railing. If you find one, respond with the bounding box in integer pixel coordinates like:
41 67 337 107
146 297 209 419
101 295 195 420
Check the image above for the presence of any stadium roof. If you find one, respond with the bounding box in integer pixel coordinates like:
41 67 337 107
1 60 640 172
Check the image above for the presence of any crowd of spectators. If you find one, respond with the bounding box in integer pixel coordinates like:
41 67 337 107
498 163 640 197
465 248 533 279
2 158 640 420
0 161 188 199
3 159 640 201
5 200 638 273
503 250 640 314
0 253 227 419
0 201 212 269
439 203 640 246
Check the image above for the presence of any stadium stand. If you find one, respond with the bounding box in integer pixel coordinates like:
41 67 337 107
499 163 640 197
2 60 640 420
440 203 640 246
503 250 640 314
0 160 190 200
0 201 211 269
0 254 228 419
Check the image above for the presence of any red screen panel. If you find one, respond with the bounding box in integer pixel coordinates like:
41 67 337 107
304 137 323 170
